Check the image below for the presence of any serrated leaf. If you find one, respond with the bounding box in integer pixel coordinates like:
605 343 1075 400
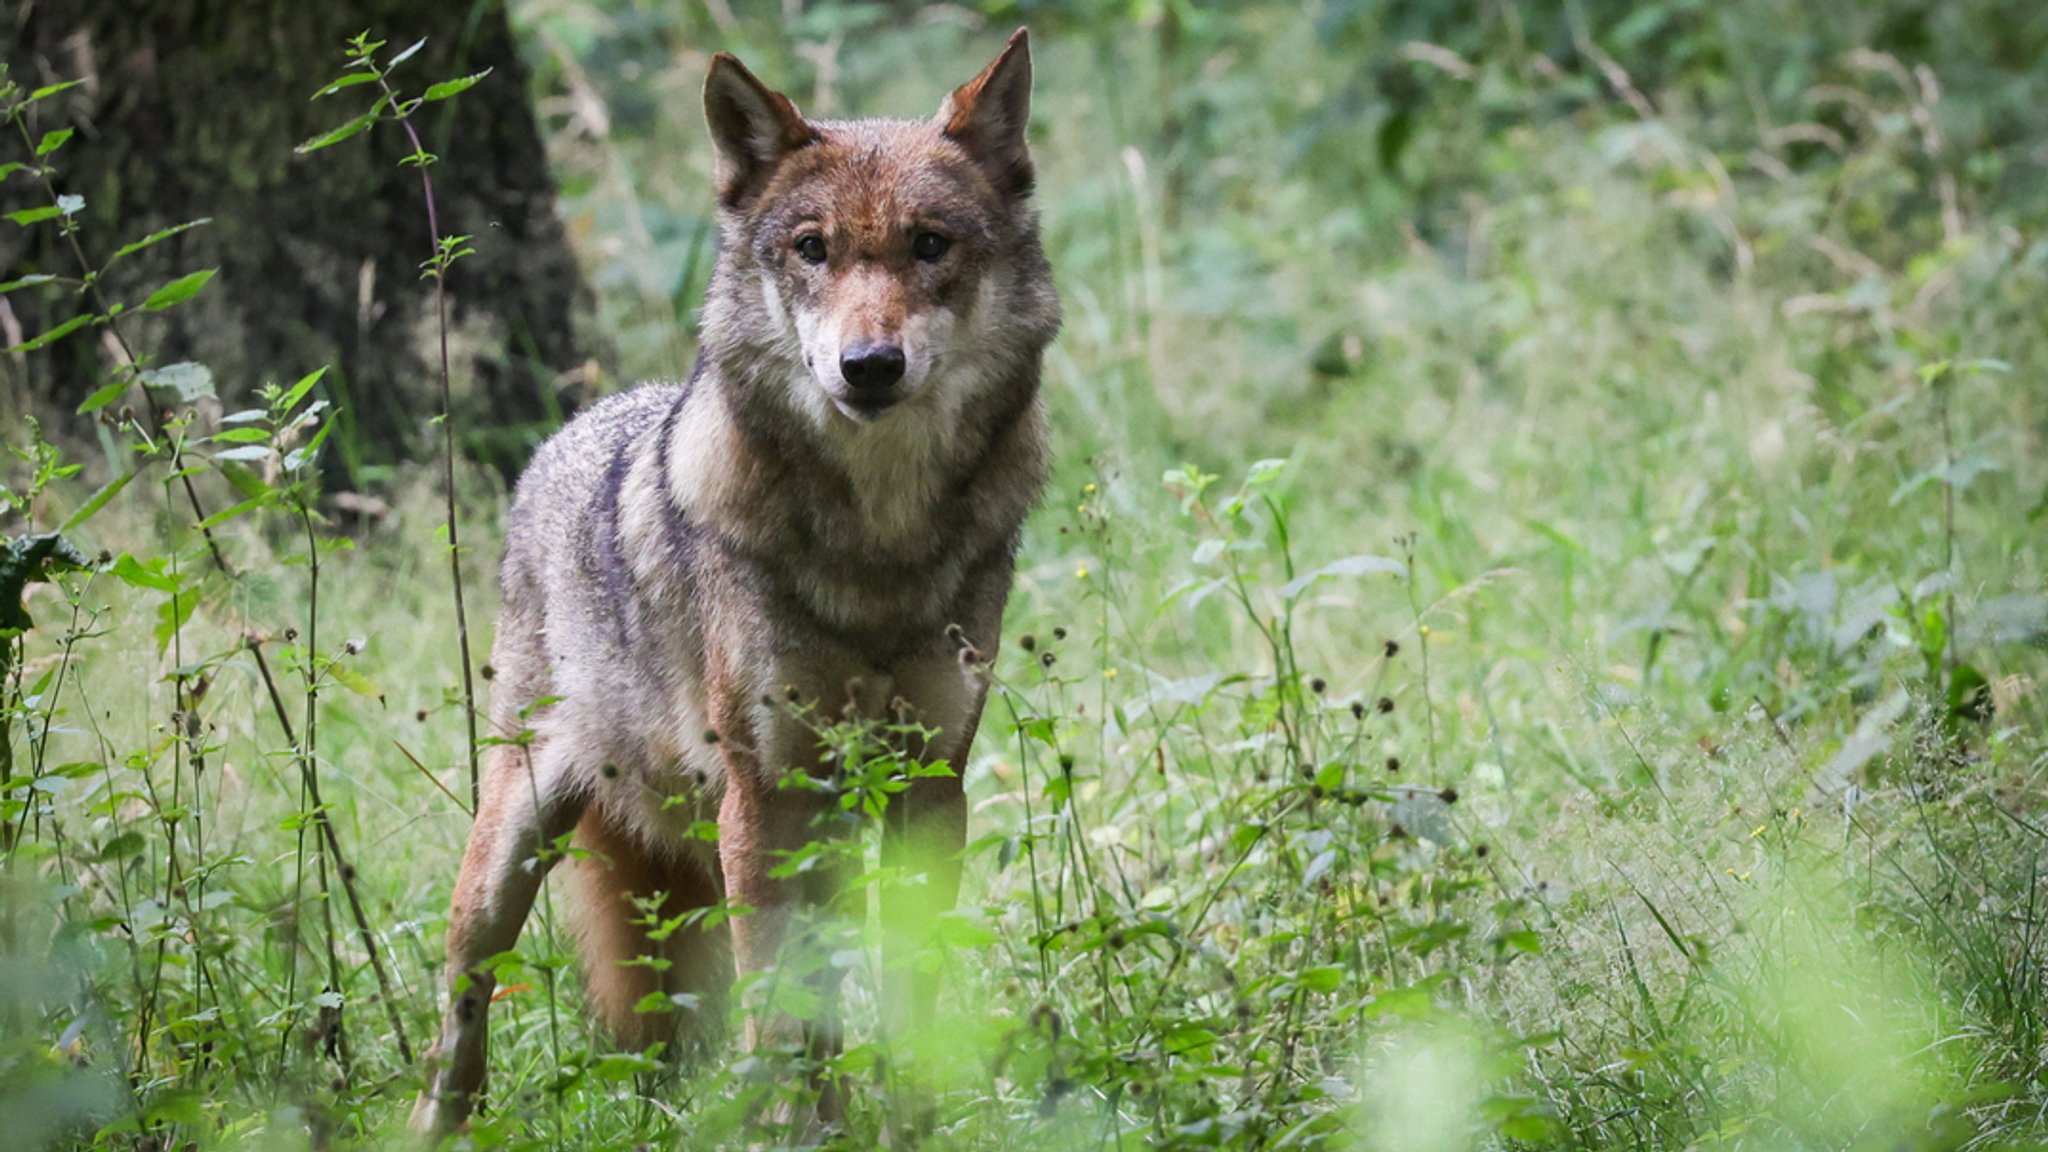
141 268 217 311
7 312 94 354
35 128 73 156
296 110 378 154
216 460 273 502
107 553 179 593
422 69 490 102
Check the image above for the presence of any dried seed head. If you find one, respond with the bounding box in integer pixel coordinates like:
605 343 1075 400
284 628 299 642
1377 696 1395 714
959 645 984 668
703 728 720 745
945 622 966 644
1384 639 1400 658
480 663 496 681
601 763 619 779
1475 843 1490 858
1350 700 1367 720
1019 633 1037 652
1389 823 1408 840
1385 756 1401 773
1438 786 1459 805
785 684 802 703
1309 677 1327 694
342 638 365 656
1039 651 1057 669
415 708 429 722
1052 627 1068 641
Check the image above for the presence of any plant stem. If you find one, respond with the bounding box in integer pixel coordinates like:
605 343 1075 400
369 71 481 813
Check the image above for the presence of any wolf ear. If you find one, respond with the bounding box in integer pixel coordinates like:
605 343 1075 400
939 28 1035 198
704 53 818 207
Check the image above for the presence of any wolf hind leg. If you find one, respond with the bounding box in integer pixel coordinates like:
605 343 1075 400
411 741 585 1136
568 811 732 1059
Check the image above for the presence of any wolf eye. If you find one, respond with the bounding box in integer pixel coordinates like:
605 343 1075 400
912 231 951 262
794 235 828 265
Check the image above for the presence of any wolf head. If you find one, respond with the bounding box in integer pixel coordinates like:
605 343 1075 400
698 30 1058 431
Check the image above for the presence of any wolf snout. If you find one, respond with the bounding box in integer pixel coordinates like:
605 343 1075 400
839 341 907 397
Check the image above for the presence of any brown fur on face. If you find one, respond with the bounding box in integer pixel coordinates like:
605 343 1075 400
700 32 1052 428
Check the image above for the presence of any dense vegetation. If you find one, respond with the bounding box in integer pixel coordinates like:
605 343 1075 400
3 2 2045 1148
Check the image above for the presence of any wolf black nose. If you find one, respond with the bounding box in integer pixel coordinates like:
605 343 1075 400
840 343 906 393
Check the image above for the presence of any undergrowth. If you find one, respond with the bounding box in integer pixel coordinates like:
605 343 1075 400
4 5 2048 1151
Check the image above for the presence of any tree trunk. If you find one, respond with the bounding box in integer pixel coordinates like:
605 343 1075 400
0 0 601 482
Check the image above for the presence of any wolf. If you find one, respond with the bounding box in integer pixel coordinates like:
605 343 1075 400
409 29 1057 1136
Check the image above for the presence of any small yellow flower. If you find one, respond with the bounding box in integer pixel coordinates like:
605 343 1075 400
1083 482 1098 495
1076 563 1090 580
1418 624 1432 638
1103 668 1118 680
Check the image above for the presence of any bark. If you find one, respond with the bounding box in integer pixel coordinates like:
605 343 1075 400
0 0 600 481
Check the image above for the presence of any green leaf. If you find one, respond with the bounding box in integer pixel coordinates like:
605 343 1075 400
329 663 385 703
207 427 272 445
26 80 86 104
1296 965 1346 994
295 110 378 154
61 469 137 531
107 219 212 268
77 376 130 414
281 365 329 412
6 312 95 354
197 496 268 529
35 128 73 156
5 205 62 227
107 553 180 593
314 72 381 98
0 533 91 636
141 268 217 311
154 587 201 654
0 273 57 294
211 445 272 463
216 461 273 502
422 69 491 102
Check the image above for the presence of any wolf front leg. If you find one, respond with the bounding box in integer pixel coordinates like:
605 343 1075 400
709 671 856 1128
879 651 985 1035
410 742 585 1137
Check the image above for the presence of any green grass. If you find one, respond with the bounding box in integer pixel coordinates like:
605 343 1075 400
5 3 2048 1149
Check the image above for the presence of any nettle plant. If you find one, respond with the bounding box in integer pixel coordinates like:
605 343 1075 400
0 37 489 1148
916 459 1559 1148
